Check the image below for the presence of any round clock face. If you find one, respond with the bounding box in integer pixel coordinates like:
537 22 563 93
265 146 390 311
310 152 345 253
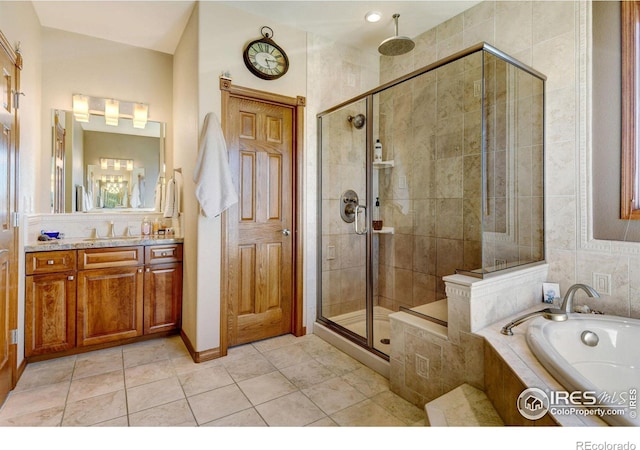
243 38 289 80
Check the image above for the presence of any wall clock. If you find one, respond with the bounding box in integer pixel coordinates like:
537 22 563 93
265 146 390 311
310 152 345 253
243 26 289 80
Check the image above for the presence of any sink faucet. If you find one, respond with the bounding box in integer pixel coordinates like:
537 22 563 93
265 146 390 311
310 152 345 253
107 221 116 238
500 307 568 336
560 283 600 313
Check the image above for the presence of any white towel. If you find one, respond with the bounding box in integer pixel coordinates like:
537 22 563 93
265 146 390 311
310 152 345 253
193 112 238 217
82 190 91 211
154 181 163 212
130 179 141 208
163 177 180 218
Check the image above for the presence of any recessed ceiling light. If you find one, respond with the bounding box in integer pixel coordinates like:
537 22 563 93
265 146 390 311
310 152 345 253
365 11 382 23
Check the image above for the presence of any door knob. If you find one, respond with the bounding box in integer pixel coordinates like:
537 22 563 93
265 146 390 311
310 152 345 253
281 228 291 236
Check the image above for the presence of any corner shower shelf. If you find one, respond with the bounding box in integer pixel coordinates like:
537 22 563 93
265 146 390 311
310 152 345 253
373 226 394 234
373 160 394 169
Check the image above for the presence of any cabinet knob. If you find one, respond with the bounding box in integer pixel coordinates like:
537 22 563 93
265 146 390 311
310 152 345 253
161 252 167 256
67 276 74 281
146 268 150 273
47 260 54 265
138 268 143 273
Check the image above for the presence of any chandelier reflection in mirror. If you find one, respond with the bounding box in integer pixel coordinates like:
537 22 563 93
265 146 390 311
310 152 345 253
100 158 134 171
72 94 149 129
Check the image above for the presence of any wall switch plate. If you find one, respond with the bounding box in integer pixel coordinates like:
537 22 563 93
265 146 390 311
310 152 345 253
326 245 336 260
592 272 611 295
399 175 407 189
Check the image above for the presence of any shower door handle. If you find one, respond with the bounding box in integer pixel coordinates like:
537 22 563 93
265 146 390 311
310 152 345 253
354 204 367 235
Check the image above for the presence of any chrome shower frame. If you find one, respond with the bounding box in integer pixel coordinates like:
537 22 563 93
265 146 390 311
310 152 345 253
316 42 547 359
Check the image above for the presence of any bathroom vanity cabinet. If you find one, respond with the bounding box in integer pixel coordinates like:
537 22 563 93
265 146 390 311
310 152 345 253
76 246 145 347
25 242 183 359
25 250 77 356
143 244 183 334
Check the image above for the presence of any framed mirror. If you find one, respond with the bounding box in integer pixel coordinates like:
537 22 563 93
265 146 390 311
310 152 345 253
51 109 165 213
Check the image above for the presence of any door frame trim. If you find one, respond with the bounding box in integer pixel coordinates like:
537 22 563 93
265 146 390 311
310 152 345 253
219 79 306 355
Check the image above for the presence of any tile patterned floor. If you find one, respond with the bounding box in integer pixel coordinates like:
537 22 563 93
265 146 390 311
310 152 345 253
0 333 426 427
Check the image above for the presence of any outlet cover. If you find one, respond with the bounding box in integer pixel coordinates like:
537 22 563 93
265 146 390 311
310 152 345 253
474 80 482 97
415 354 429 379
592 272 611 295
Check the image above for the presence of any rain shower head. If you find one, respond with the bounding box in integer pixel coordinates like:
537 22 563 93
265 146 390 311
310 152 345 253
348 113 366 129
378 14 415 56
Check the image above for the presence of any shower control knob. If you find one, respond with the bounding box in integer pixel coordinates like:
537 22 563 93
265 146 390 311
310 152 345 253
281 228 291 236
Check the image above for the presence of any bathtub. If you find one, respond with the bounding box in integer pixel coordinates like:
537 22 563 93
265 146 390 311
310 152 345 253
526 313 639 426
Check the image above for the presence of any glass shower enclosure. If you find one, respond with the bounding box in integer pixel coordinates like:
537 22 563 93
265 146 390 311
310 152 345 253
317 43 546 359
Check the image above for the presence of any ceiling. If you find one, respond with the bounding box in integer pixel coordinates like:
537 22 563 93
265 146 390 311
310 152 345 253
32 0 482 55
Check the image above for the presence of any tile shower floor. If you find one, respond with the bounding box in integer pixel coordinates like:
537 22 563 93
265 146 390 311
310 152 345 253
0 333 426 427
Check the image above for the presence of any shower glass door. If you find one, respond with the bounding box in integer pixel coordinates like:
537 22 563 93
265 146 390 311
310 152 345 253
318 97 375 353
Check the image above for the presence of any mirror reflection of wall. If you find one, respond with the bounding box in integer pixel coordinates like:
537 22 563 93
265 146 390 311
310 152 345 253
52 110 165 212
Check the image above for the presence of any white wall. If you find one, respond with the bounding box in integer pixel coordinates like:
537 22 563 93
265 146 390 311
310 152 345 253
186 2 307 351
173 2 380 352
173 3 199 349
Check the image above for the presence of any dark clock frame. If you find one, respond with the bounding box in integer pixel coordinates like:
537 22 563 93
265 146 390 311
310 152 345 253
243 37 289 80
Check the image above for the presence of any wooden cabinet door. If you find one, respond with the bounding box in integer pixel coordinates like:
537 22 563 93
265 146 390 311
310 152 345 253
77 266 143 347
144 262 182 334
25 273 76 357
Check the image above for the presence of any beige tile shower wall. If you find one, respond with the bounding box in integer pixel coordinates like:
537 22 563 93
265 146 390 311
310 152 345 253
376 52 483 311
381 1 587 307
321 105 367 318
307 33 379 328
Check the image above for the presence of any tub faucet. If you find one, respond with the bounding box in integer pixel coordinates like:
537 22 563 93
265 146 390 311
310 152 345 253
107 221 116 238
500 308 568 336
560 283 600 313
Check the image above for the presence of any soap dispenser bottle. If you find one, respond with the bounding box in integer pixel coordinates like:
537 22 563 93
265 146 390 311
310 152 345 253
141 217 151 236
373 197 383 230
374 139 383 163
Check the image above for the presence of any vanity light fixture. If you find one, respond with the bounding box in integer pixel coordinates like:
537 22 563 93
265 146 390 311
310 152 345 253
72 95 148 127
104 99 119 126
365 11 382 22
133 103 148 129
99 158 134 171
72 94 90 122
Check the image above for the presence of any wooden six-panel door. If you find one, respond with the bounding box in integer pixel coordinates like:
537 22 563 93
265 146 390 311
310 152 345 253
226 96 294 346
0 30 19 406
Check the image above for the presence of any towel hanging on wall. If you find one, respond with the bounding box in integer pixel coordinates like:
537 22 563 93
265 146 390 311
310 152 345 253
163 174 181 219
193 112 238 217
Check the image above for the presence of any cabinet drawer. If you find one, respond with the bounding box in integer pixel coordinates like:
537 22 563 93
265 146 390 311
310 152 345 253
78 246 143 270
145 244 183 264
26 250 76 275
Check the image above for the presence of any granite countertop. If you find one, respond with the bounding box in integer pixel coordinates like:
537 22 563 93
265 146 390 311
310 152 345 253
477 305 606 427
25 236 184 252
